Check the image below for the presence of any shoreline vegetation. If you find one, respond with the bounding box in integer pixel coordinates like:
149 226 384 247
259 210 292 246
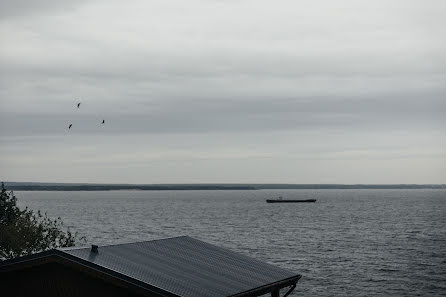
3 182 445 191
0 183 77 259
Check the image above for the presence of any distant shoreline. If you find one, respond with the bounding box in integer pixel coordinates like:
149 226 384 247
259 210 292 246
3 182 445 191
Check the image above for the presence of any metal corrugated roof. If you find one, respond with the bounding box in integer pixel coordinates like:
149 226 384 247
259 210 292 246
62 236 299 297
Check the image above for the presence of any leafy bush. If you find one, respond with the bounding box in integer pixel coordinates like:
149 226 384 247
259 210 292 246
0 182 80 260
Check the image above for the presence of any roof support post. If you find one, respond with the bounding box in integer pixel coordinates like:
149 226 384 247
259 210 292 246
271 288 280 297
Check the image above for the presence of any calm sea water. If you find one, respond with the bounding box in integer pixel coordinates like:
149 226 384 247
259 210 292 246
16 189 446 296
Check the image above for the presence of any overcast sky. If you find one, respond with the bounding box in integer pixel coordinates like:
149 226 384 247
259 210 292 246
1 0 445 183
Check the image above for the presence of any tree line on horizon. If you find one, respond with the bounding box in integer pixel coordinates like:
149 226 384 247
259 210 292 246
3 182 445 191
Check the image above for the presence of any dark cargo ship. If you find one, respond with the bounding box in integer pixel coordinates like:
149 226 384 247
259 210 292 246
266 197 316 203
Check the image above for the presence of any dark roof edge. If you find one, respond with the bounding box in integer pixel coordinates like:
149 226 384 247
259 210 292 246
229 274 302 297
56 252 181 297
0 250 180 297
59 235 190 251
0 249 59 268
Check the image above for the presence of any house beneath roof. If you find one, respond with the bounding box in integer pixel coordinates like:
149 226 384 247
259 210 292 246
0 236 301 297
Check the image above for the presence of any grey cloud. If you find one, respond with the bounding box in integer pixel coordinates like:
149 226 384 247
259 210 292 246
1 0 445 183
1 94 444 138
0 0 87 19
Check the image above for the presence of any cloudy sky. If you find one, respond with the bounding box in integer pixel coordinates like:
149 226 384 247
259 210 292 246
1 0 445 183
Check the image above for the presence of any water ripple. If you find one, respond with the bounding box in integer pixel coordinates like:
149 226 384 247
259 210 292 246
17 189 446 296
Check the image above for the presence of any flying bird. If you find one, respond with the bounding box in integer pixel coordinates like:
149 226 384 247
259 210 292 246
77 102 81 108
68 124 72 129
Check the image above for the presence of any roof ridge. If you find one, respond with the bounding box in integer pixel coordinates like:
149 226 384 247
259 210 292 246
58 235 190 251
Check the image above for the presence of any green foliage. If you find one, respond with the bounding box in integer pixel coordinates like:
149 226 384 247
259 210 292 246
0 182 80 260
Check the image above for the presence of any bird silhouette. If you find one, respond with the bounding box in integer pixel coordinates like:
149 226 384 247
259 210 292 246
102 119 105 124
77 102 81 108
68 124 72 129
